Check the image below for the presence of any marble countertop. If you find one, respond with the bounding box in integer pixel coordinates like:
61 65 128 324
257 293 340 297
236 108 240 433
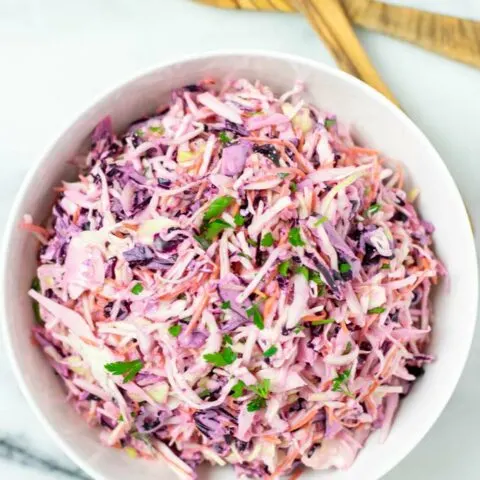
0 0 479 478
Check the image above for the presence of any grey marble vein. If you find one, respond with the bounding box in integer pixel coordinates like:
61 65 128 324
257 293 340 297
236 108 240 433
0 436 90 480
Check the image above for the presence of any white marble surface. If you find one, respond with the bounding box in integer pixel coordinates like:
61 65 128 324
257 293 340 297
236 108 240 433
0 0 479 479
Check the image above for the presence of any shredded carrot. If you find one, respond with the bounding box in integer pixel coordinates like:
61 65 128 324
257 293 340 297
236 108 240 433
185 291 210 334
289 467 304 480
288 407 319 432
19 222 50 237
347 146 379 156
301 312 326 323
270 449 300 479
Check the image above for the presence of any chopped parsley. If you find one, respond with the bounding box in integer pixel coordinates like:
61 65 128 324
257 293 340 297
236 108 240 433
263 346 278 358
261 232 274 247
246 379 271 411
221 301 231 310
366 203 381 216
247 237 258 247
131 283 144 295
277 172 289 179
203 347 237 367
343 341 352 355
204 196 234 221
381 263 390 270
104 360 144 383
278 260 291 277
194 234 211 250
368 306 386 314
168 324 182 337
290 182 298 193
246 304 264 330
234 213 245 226
149 125 164 134
231 380 246 398
339 263 351 274
331 369 354 397
219 131 231 145
198 389 211 399
309 270 324 285
223 334 233 345
248 378 271 399
324 118 337 129
295 265 309 280
294 324 304 334
288 227 305 247
204 219 232 240
247 396 267 412
296 266 324 285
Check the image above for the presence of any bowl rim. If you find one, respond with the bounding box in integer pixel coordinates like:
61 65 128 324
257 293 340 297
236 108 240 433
1 49 478 480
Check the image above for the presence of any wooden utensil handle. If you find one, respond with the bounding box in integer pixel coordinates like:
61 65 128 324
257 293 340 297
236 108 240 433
296 0 399 105
343 0 480 68
195 0 480 68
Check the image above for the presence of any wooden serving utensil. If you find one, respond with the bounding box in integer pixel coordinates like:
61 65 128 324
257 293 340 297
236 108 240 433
293 0 398 105
195 0 480 69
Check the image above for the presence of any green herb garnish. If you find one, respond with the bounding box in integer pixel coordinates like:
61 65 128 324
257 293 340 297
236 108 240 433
261 233 274 247
331 369 353 397
246 304 264 330
168 324 182 337
223 334 233 345
278 260 291 277
367 307 386 314
247 237 258 247
248 379 271 398
309 270 324 285
149 125 164 134
204 219 232 240
381 263 390 270
290 182 298 193
231 380 246 398
295 265 309 280
294 324 304 334
104 360 144 383
221 301 231 310
247 396 267 412
277 172 289 179
263 346 278 358
339 263 351 274
198 389 211 399
288 227 305 247
234 213 245 226
324 118 337 129
131 283 144 295
246 379 271 411
343 341 352 355
194 234 211 250
219 131 231 145
203 347 237 367
366 203 381 216
204 196 234 221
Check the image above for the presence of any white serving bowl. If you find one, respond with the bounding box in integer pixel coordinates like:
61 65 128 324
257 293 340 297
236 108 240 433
2 51 478 480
